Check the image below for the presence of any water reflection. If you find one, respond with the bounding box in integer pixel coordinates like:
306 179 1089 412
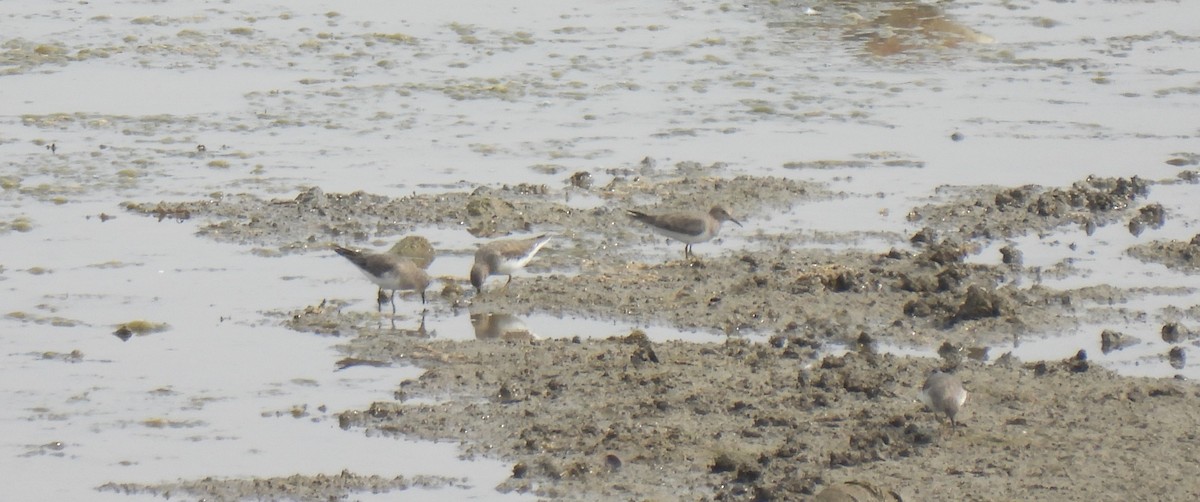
471 312 537 341
338 314 428 370
1168 347 1186 370
384 311 428 336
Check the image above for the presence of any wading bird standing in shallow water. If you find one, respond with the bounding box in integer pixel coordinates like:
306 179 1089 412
626 205 742 259
470 234 552 294
333 245 431 313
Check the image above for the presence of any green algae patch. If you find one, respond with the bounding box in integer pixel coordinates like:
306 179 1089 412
143 417 203 428
370 33 418 45
2 216 34 233
118 320 170 334
113 320 171 341
6 311 80 327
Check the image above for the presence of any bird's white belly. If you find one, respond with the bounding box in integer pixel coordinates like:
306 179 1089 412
651 226 709 244
362 269 403 289
494 255 534 275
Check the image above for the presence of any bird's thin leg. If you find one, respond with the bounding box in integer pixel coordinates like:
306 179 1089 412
376 287 385 313
503 275 513 290
390 290 398 315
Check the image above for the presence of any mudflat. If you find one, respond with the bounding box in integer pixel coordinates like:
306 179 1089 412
108 169 1200 500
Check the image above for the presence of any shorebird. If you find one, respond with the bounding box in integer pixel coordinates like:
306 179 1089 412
626 205 742 259
470 234 552 293
333 245 431 313
919 370 968 429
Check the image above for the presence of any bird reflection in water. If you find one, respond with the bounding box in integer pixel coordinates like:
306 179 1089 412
384 310 427 335
337 313 428 370
471 312 537 341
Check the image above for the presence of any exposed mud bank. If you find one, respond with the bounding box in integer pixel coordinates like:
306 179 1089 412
125 173 1164 347
326 336 1200 501
111 172 1200 500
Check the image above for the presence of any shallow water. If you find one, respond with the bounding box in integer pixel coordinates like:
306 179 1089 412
2 0 1198 498
0 204 523 500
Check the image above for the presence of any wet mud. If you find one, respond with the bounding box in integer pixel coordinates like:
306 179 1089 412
97 471 467 500
328 338 1200 501
116 170 1200 500
1128 235 1200 272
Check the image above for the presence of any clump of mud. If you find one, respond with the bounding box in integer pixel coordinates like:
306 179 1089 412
1128 234 1200 271
907 175 1150 239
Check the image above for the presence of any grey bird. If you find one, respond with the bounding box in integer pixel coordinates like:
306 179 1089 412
470 234 552 293
626 205 742 259
333 245 431 312
918 370 968 429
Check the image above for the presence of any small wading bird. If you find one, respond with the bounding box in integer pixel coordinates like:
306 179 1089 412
470 234 552 294
919 370 969 429
333 245 431 313
626 205 742 259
